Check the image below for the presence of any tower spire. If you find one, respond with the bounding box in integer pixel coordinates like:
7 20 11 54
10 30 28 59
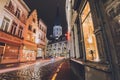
54 3 60 26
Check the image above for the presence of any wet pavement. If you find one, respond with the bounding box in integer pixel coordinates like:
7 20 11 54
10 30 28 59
0 58 76 80
51 60 77 80
0 58 63 80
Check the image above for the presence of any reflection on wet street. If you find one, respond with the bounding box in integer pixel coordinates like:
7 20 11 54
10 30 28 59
0 59 62 80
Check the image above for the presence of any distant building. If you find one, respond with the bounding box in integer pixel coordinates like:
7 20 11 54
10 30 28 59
47 5 69 58
36 19 47 59
47 39 68 58
0 0 30 64
21 10 38 62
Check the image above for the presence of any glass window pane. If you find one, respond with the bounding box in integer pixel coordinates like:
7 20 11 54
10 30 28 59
81 2 99 62
1 20 5 30
4 22 9 32
81 2 90 22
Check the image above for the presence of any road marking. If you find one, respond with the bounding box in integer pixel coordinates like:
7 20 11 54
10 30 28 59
51 73 57 80
51 62 64 80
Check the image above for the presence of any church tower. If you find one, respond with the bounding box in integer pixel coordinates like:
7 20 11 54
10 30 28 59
53 5 62 39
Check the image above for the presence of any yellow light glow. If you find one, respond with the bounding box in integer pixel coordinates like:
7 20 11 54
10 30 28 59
51 73 57 80
81 2 99 61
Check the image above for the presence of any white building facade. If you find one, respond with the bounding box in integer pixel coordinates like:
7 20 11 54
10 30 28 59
36 19 47 59
47 40 68 58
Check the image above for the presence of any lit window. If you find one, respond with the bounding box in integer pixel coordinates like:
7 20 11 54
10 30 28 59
27 33 31 40
81 2 99 61
32 36 35 42
1 17 10 32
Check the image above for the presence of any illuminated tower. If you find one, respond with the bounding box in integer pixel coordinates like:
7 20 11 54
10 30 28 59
53 6 62 39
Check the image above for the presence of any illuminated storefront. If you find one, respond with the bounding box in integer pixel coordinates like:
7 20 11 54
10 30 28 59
67 0 120 80
37 48 42 58
81 2 99 61
20 40 37 62
0 42 20 64
0 31 23 64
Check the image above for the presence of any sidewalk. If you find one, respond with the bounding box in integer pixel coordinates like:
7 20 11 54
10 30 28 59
51 60 77 80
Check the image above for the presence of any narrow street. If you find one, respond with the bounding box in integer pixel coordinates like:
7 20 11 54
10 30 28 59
0 0 119 80
0 58 76 80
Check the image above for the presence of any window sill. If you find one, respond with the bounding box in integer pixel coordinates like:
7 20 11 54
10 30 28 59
70 58 111 72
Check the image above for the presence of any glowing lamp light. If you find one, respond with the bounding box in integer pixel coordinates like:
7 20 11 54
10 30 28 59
66 32 70 41
88 36 93 43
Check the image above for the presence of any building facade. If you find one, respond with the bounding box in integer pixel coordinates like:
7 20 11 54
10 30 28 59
66 0 120 80
21 10 38 62
36 19 47 59
47 40 68 58
0 0 30 64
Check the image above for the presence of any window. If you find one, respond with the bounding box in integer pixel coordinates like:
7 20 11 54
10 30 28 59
18 26 23 38
39 25 41 29
33 29 36 33
33 18 36 23
4 44 19 59
15 8 20 18
38 34 41 39
7 1 14 13
81 2 99 61
32 36 35 42
41 27 43 31
28 25 32 31
1 17 10 32
10 22 17 35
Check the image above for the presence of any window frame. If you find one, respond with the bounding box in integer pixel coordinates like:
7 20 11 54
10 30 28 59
1 17 10 32
80 1 99 62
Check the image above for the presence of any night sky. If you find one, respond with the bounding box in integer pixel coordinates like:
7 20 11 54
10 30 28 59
23 0 67 39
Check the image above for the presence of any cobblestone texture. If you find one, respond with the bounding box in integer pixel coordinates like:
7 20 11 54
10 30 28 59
0 60 62 80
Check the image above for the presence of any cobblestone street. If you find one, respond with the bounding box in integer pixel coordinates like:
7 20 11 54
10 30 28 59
0 58 77 80
0 58 64 80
